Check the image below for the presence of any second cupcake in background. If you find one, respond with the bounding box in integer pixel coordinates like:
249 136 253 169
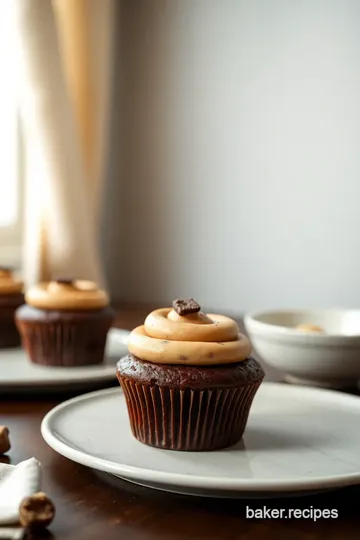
16 279 115 367
0 268 24 348
117 299 265 452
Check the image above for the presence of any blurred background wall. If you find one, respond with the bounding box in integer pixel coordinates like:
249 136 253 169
103 0 360 313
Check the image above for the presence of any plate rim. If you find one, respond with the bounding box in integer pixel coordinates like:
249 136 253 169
109 473 334 499
41 382 360 493
0 328 129 388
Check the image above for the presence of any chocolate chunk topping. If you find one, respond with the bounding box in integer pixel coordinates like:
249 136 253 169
173 298 201 316
54 277 73 285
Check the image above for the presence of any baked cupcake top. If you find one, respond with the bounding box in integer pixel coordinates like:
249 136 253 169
0 268 23 295
127 298 251 365
25 278 109 311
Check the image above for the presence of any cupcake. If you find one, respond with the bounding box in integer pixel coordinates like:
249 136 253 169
117 299 264 451
15 278 115 366
0 268 24 348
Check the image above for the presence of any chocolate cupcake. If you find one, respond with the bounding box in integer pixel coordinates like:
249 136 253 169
15 279 115 366
117 299 264 451
0 268 24 348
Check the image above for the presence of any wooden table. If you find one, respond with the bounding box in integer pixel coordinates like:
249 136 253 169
2 305 359 539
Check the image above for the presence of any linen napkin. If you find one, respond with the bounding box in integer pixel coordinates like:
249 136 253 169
0 458 41 524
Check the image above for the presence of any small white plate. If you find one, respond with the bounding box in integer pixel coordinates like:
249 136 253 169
41 383 360 498
0 328 129 394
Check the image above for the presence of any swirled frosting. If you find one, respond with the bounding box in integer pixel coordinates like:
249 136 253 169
0 268 23 295
25 279 109 310
127 305 251 365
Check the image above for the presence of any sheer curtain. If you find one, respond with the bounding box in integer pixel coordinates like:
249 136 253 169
10 0 115 286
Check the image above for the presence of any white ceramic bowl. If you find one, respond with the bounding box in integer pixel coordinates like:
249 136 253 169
244 309 360 388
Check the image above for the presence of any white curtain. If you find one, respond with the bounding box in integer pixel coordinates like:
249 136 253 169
10 0 115 287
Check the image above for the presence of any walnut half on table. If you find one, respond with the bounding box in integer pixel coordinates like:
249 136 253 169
19 492 55 530
0 425 10 454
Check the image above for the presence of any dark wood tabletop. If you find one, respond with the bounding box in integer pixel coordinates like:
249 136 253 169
2 304 360 540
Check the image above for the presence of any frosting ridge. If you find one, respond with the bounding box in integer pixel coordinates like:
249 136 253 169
25 279 109 310
128 305 251 365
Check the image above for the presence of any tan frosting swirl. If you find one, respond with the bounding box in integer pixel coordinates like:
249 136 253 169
0 269 23 295
25 280 109 310
127 307 251 365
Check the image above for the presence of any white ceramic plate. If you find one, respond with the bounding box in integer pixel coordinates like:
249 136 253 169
0 328 129 394
102 474 333 499
90 471 333 499
41 383 360 498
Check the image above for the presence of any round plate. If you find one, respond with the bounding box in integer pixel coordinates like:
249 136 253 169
41 383 360 497
104 474 333 499
0 328 129 394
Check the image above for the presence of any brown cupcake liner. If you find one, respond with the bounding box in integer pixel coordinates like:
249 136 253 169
118 376 262 451
16 318 112 367
0 305 22 348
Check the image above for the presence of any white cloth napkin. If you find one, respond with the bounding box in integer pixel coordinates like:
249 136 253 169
0 458 41 524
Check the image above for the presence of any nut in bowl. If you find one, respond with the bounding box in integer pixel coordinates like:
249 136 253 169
244 309 360 389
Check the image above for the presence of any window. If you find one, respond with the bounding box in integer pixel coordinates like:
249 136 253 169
0 8 22 267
